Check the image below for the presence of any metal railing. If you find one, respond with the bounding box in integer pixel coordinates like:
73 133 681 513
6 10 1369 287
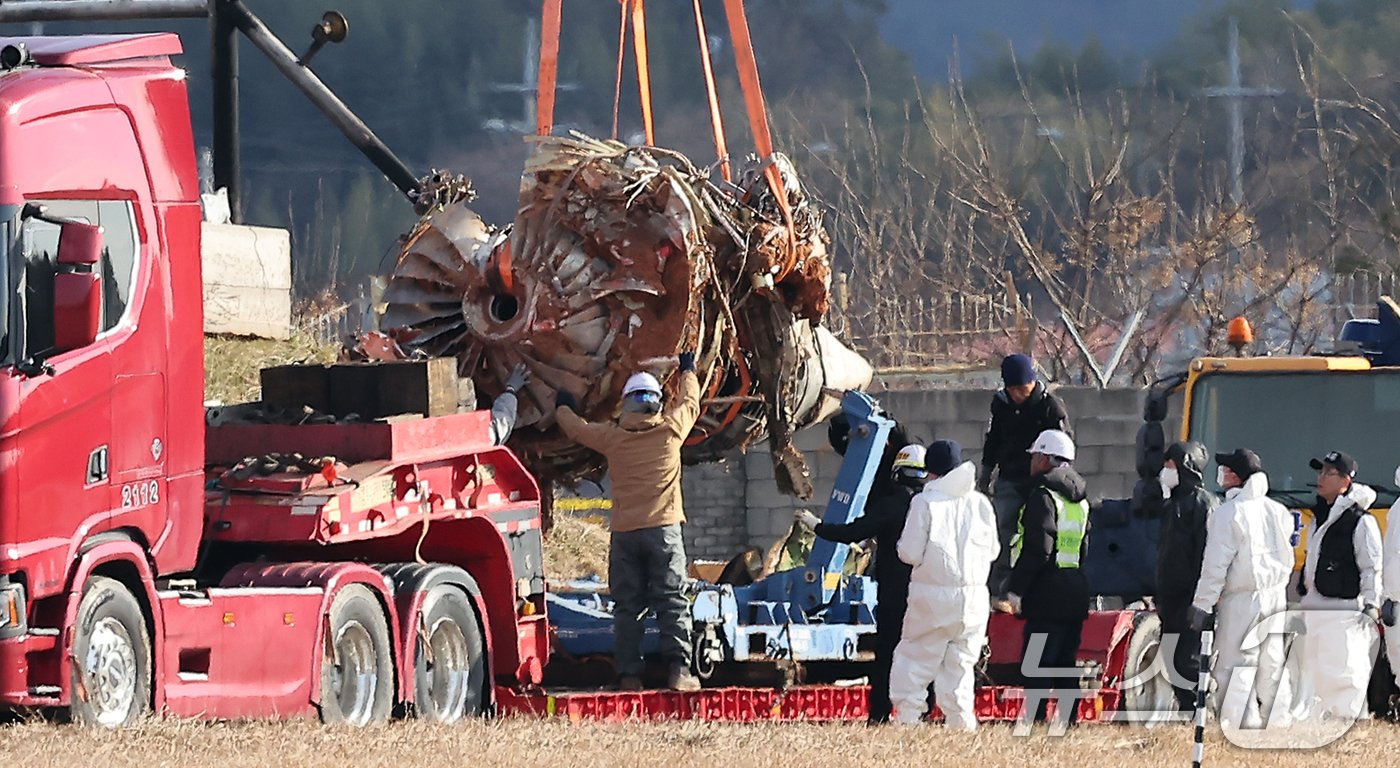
835 291 1023 368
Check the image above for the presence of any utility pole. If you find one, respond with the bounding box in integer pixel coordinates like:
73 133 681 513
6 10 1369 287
486 17 575 135
1202 17 1282 207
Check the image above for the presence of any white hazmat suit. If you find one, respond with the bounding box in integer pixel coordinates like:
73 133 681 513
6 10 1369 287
1383 475 1400 691
888 461 999 729
1299 482 1381 722
1191 471 1294 728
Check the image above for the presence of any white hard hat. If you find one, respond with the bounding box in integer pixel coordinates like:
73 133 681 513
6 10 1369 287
892 444 926 471
623 372 662 397
1027 429 1076 462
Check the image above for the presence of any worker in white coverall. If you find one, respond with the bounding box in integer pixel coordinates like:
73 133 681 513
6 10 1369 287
1297 450 1382 722
889 439 999 729
1190 449 1293 729
1381 464 1400 691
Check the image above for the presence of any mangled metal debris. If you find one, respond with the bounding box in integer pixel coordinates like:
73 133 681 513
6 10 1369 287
380 134 870 498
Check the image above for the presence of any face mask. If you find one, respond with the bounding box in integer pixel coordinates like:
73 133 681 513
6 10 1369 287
1159 466 1179 496
1216 466 1230 488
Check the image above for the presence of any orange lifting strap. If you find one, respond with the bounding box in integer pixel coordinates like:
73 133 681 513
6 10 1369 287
692 0 731 181
535 0 562 136
721 0 797 274
539 0 794 272
630 0 656 146
607 0 655 145
611 1 628 139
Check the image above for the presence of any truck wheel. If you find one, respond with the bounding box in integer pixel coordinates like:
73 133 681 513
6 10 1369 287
70 576 151 728
412 585 486 723
319 584 394 726
1121 612 1176 722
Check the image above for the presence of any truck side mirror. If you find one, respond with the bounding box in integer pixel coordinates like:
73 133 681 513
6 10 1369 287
52 220 104 353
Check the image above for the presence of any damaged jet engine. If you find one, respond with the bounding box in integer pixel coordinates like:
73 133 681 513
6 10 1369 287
380 135 870 499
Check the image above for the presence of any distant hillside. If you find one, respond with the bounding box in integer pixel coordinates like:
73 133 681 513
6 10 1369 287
880 0 1243 78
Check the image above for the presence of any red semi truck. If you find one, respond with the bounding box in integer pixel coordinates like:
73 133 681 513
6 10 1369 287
0 32 550 726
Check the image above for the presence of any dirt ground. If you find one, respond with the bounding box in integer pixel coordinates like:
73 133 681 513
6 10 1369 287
0 717 1390 768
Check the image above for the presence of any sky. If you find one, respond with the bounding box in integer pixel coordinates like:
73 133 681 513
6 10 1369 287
878 0 1302 78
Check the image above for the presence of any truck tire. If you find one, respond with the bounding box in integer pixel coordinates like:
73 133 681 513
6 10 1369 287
1120 612 1176 722
70 576 151 727
319 584 394 726
412 584 486 723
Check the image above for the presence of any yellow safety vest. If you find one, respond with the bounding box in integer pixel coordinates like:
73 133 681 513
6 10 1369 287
1011 490 1087 569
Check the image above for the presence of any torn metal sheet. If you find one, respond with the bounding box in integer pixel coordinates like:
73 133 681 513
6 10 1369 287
381 135 871 499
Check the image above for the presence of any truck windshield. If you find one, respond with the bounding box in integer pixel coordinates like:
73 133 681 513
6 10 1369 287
1188 369 1400 507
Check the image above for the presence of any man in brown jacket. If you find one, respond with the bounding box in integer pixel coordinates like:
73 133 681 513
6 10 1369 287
555 351 702 692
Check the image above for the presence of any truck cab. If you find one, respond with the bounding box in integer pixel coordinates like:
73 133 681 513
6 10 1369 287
0 33 204 639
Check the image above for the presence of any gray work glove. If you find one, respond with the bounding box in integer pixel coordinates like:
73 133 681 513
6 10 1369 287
1189 606 1213 632
1382 599 1398 628
1364 603 1382 625
793 509 822 530
505 363 529 394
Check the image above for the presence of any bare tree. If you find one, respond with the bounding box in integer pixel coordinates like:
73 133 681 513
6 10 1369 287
780 25 1400 385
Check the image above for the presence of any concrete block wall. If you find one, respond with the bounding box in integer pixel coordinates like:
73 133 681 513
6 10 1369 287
680 457 750 560
679 386 1151 557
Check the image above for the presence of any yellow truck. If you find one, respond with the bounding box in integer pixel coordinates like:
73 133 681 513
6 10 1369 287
1168 353 1398 568
1113 304 1400 710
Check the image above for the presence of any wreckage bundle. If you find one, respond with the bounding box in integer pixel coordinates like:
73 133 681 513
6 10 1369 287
381 135 870 497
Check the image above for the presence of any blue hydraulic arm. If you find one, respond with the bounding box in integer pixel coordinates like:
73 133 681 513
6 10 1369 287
793 390 894 611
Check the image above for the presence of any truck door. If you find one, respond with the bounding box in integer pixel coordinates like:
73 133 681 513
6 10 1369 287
16 199 156 561
14 199 116 578
91 200 168 541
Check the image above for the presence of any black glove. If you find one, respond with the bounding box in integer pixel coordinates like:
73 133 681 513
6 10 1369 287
1382 599 1398 628
1189 606 1213 632
678 351 696 373
976 467 994 495
555 390 578 411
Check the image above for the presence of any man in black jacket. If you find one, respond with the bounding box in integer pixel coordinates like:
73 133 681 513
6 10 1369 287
980 354 1072 598
1006 429 1089 724
795 414 916 723
1154 441 1217 711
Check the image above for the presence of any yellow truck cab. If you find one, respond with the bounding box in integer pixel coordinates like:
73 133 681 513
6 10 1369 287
1149 298 1400 571
1177 354 1395 570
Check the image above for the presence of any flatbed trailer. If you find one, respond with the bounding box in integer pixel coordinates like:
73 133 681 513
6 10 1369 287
515 611 1143 723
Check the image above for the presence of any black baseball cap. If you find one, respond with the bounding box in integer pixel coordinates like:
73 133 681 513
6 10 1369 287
1309 450 1357 478
1214 448 1263 481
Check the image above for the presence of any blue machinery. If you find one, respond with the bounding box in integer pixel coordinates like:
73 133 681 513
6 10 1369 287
548 390 896 675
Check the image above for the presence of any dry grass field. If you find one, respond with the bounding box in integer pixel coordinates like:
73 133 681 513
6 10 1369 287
204 332 339 405
0 717 1391 768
